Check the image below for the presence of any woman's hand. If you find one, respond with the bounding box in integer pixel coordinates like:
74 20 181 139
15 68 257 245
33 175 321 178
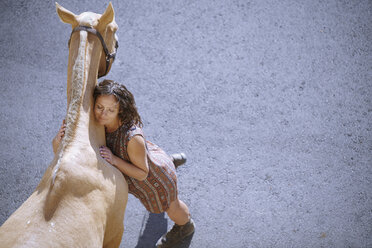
52 120 66 153
100 137 149 181
100 146 117 165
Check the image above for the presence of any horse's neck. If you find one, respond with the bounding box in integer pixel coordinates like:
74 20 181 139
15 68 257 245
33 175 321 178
62 31 105 152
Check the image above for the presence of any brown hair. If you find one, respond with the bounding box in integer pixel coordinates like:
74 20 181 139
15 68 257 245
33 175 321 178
94 79 143 128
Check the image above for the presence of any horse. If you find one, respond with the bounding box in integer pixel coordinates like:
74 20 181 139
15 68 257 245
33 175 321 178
0 3 128 247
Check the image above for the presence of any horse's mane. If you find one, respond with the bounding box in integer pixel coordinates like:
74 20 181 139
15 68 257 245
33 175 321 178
52 31 88 184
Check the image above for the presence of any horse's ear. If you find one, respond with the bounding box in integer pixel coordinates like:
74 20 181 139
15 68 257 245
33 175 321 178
56 2 78 26
97 2 114 30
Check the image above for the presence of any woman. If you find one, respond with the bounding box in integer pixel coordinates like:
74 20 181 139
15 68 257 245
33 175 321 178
52 80 194 247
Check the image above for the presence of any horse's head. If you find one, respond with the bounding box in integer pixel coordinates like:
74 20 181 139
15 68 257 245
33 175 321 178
56 2 118 78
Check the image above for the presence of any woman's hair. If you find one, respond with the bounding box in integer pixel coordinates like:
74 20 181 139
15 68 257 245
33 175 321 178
94 79 143 128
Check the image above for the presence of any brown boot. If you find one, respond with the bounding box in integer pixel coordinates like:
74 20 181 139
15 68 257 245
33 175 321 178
156 218 195 247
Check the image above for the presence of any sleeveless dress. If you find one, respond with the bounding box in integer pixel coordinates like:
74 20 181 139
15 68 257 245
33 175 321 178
106 124 178 213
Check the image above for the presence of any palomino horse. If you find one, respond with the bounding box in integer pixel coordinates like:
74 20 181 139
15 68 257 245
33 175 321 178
0 3 128 247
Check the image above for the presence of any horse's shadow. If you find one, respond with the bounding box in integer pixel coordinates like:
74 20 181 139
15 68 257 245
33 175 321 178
135 213 194 248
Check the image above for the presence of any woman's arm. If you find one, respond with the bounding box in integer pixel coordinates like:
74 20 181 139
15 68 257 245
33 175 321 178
100 135 149 181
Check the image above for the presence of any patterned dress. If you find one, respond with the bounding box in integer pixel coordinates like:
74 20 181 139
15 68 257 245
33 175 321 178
106 124 178 213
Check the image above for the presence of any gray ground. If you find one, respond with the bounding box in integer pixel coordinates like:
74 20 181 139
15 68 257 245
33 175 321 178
0 0 371 247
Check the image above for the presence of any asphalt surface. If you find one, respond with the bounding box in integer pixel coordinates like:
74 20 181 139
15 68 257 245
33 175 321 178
0 1 371 247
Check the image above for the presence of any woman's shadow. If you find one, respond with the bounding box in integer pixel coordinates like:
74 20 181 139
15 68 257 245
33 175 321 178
135 213 194 248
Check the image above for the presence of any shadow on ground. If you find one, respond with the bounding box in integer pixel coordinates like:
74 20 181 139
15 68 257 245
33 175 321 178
135 213 194 248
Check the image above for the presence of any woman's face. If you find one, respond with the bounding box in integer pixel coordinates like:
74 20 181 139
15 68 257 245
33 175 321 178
94 95 120 127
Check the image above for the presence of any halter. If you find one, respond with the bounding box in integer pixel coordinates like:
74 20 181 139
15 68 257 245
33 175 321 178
68 25 118 78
